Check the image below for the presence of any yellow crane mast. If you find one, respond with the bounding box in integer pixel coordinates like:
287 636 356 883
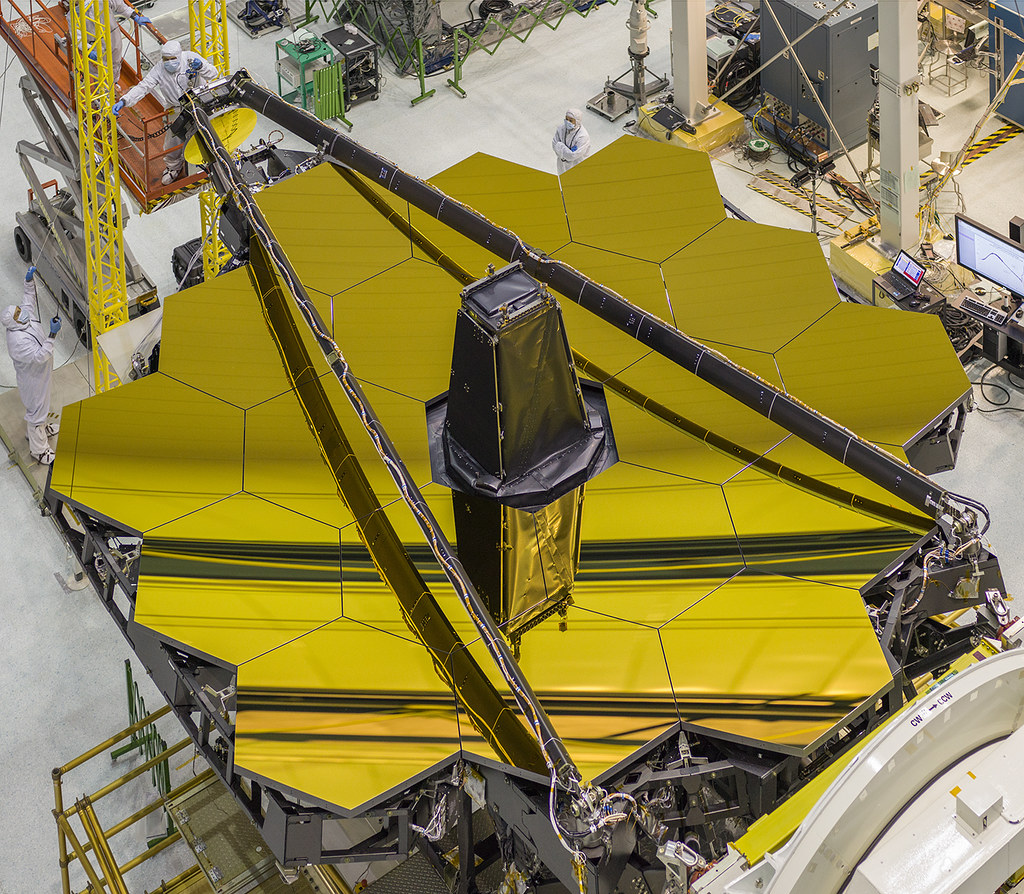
190 0 230 280
68 0 129 393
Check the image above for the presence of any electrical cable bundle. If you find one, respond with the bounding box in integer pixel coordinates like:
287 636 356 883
712 55 759 111
709 5 760 111
753 105 879 220
711 2 756 35
971 365 1024 414
939 305 981 358
743 137 771 163
826 171 877 215
752 105 820 171
476 0 512 17
451 0 515 43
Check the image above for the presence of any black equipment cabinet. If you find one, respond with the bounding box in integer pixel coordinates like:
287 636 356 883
323 25 380 106
761 0 879 151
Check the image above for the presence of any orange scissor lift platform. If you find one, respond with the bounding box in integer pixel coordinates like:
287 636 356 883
0 0 206 211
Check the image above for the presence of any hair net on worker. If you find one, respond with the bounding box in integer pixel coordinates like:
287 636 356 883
2 305 30 331
553 109 591 174
161 39 182 58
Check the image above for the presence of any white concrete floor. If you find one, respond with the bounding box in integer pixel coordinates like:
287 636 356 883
1 4 1024 891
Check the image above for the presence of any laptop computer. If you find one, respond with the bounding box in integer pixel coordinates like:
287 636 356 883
881 250 926 300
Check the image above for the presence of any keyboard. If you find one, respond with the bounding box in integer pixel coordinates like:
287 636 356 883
960 295 1009 325
883 274 917 300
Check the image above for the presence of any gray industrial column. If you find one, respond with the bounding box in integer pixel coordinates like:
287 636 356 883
878 0 919 250
671 0 707 121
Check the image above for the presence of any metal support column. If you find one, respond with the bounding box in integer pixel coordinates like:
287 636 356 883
670 0 707 121
627 0 650 106
878 0 919 250
190 0 229 280
189 0 229 73
457 789 476 894
198 188 223 280
69 0 129 392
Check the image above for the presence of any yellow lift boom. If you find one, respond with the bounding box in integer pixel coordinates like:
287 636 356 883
65 0 229 392
190 0 230 280
68 0 128 393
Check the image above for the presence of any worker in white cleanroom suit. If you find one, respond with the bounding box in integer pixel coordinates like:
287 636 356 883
114 40 218 185
2 267 61 465
62 0 151 78
552 108 592 175
104 0 151 77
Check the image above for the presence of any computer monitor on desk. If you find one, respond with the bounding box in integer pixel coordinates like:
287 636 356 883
956 213 1024 374
955 212 1024 302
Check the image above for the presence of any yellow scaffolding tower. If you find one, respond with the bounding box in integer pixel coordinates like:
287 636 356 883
191 0 230 280
69 0 129 393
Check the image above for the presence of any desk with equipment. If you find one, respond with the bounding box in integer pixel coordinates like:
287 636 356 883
952 212 1024 376
276 34 334 111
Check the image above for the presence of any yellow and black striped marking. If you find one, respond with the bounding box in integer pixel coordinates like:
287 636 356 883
919 123 1021 192
746 183 843 227
746 176 850 227
144 180 206 214
961 123 1022 167
757 170 855 219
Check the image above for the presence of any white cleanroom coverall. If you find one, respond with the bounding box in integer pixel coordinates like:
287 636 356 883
71 0 138 76
552 108 592 175
2 281 55 460
106 0 135 76
120 41 218 178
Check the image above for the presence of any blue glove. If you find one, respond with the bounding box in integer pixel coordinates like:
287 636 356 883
50 317 62 336
132 12 151 23
26 265 36 282
187 57 202 73
570 143 577 151
113 99 125 115
89 49 97 61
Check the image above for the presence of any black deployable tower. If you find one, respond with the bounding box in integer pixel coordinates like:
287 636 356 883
427 263 616 640
430 263 616 510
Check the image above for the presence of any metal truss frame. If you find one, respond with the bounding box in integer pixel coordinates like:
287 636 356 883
68 0 129 392
43 473 1000 892
16 73 158 347
189 0 230 282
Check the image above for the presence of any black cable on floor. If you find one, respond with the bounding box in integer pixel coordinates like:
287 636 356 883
970 364 1024 413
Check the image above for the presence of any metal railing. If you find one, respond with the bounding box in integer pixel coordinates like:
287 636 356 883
0 0 203 211
0 0 77 109
446 0 622 96
324 0 628 103
52 701 214 894
110 659 177 842
114 101 188 199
